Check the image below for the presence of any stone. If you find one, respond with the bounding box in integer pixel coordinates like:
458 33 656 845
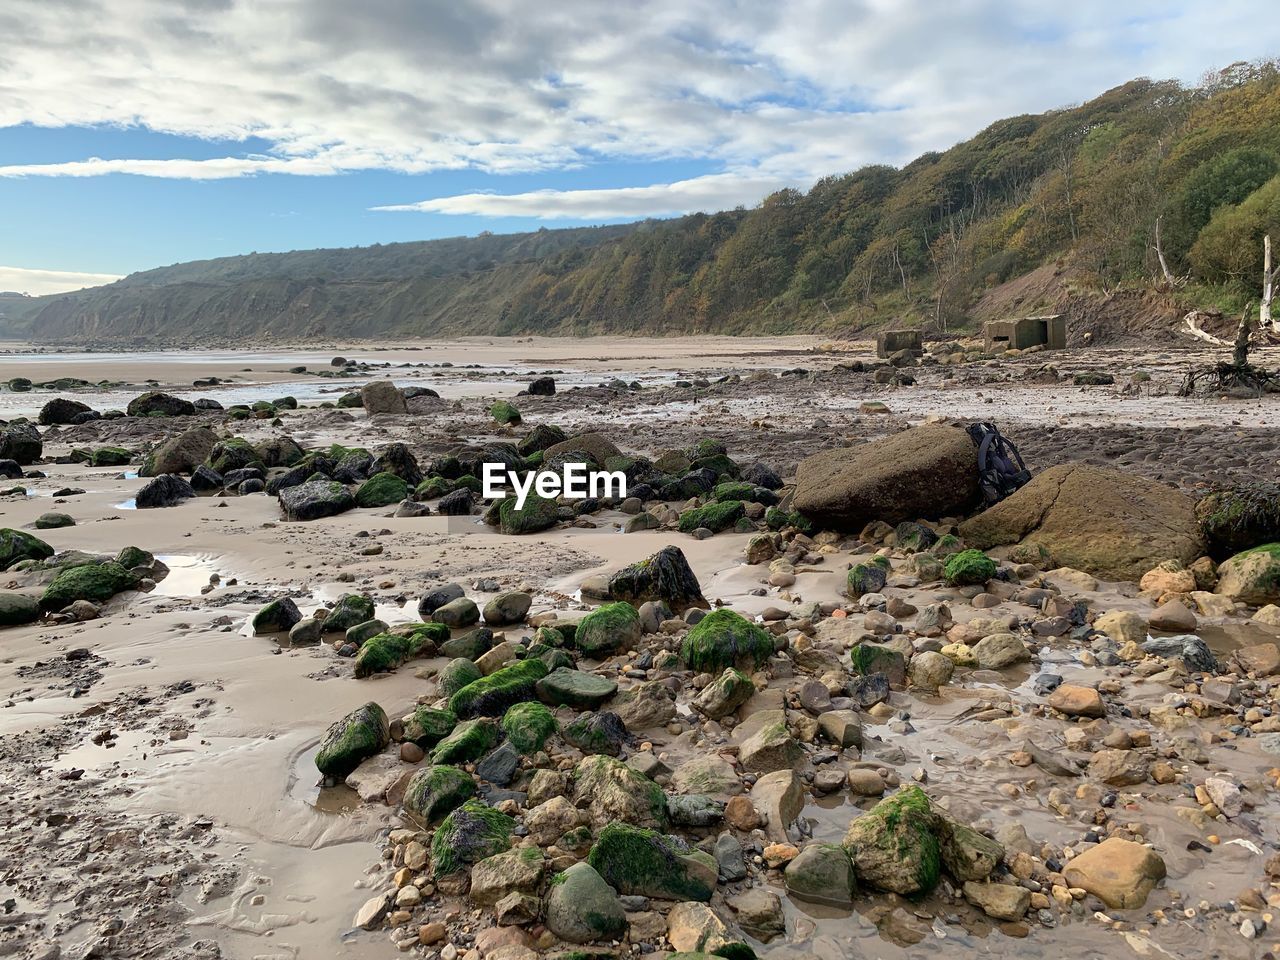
361 380 408 415
666 901 728 954
692 668 754 719
607 545 706 612
315 702 390 780
842 786 941 896
575 601 642 657
469 847 545 906
353 892 390 930
1216 547 1280 607
1094 610 1147 645
0 592 41 626
1140 560 1197 595
939 821 1003 882
1061 837 1166 909
0 423 41 465
1235 642 1280 675
723 796 760 831
524 795 581 845
794 424 979 530
1148 600 1197 632
671 755 742 797
536 668 617 709
434 597 481 628
750 770 804 841
141 426 218 476
817 710 863 748
846 769 886 796
963 881 1030 921
1203 777 1243 817
586 822 716 901
135 474 196 508
278 480 355 521
573 755 667 829
1047 683 1105 718
908 650 954 691
545 862 627 943
959 463 1203 581
972 633 1029 669
667 794 724 828
483 591 532 626
127 391 195 418
252 597 302 634
738 710 803 773
728 888 785 942
784 842 855 906
1087 749 1149 786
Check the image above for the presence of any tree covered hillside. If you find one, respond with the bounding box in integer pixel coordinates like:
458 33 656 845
15 60 1280 342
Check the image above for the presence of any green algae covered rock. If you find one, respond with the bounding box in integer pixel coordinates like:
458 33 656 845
545 861 627 943
324 593 376 633
847 555 890 599
207 437 264 475
0 528 53 571
678 500 745 534
1216 543 1280 606
431 718 498 765
498 494 560 535
402 764 475 824
680 609 773 674
535 667 617 709
841 786 941 896
0 592 41 627
574 601 642 657
355 471 409 507
501 701 558 754
34 512 74 530
315 701 389 780
401 707 458 748
431 799 514 877
448 657 549 718
765 507 812 533
587 822 716 901
943 549 997 586
607 545 706 612
572 754 667 829
490 401 522 425
39 562 138 611
90 446 131 467
438 657 484 697
251 597 302 634
354 623 446 677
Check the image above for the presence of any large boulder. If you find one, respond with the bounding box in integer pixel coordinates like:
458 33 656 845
959 463 1202 581
361 381 407 415
586 822 716 901
793 424 978 530
135 474 196 508
39 562 138 611
38 398 93 426
141 427 219 477
0 528 54 570
544 432 621 465
278 480 355 521
545 862 625 943
314 701 390 780
0 423 42 465
608 545 706 612
1062 837 1166 910
126 391 196 418
1215 545 1280 606
1196 483 1280 558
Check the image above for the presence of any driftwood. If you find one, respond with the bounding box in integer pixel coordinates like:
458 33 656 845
1180 304 1280 396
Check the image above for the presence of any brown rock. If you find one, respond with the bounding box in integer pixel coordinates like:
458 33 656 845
1062 837 1166 909
1047 684 1105 719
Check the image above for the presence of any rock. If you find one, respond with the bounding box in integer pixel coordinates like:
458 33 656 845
402 764 476 823
0 528 53 570
353 892 390 931
666 901 728 953
252 597 302 634
1141 634 1217 672
1203 777 1244 817
737 710 803 773
817 709 863 748
963 881 1030 921
0 423 41 465
971 633 1029 669
34 512 74 529
563 710 627 756
667 794 724 828
908 650 954 691
469 847 545 905
437 488 474 515
959 463 1203 581
40 562 138 610
135 474 196 508
1216 546 1280 606
278 480 355 521
545 862 626 943
449 658 547 718
527 376 556 396
846 768 886 796
573 755 667 828
1061 837 1166 909
750 769 803 841
607 545 706 612
939 821 1003 881
0 592 41 627
430 800 514 878
483 591 532 626
1047 683 1105 718
1088 749 1149 786
785 842 856 905
728 888 785 942
1254 605 1280 628
793 424 979 530
418 583 465 617
681 609 774 674
127 391 195 417
536 668 617 709
361 381 407 414
692 668 754 719
842 786 940 895
1235 642 1280 675
325 593 376 632
544 432 621 465
38 397 94 425
846 673 891 708
1196 485 1280 557
1094 610 1147 645
431 718 499 765
288 617 324 645
1149 600 1197 632
672 755 742 797
586 822 716 901
496 494 560 535
524 795 581 845
434 597 481 628
315 702 390 780
501 701 557 753
355 472 409 507
574 601 641 657
613 680 677 729
476 741 521 785
141 426 218 476
1140 560 1198 595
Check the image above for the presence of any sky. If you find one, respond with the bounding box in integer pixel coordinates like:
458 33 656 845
1 0 1278 296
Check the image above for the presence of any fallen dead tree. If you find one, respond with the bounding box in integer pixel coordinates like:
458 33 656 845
1179 305 1280 396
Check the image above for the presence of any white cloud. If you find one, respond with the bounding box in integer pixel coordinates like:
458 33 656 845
372 173 795 219
0 265 122 296
1 0 1278 219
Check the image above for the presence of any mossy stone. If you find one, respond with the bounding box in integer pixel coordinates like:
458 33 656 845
431 799 514 877
34 512 75 530
575 601 641 657
449 658 549 718
431 718 498 765
402 764 475 824
536 667 618 709
0 528 53 571
501 701 558 753
355 471 409 507
678 500 745 534
401 707 459 748
847 556 890 599
490 400 522 425
315 701 390 779
680 609 773 674
586 822 716 901
943 549 997 586
39 562 138 611
324 593 376 632
439 657 485 697
0 592 40 627
498 494 560 535
841 785 941 896
90 446 131 467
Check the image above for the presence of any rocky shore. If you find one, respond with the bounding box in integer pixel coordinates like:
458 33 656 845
1 334 1279 960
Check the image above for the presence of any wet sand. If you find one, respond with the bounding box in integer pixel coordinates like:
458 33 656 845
2 335 1280 960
